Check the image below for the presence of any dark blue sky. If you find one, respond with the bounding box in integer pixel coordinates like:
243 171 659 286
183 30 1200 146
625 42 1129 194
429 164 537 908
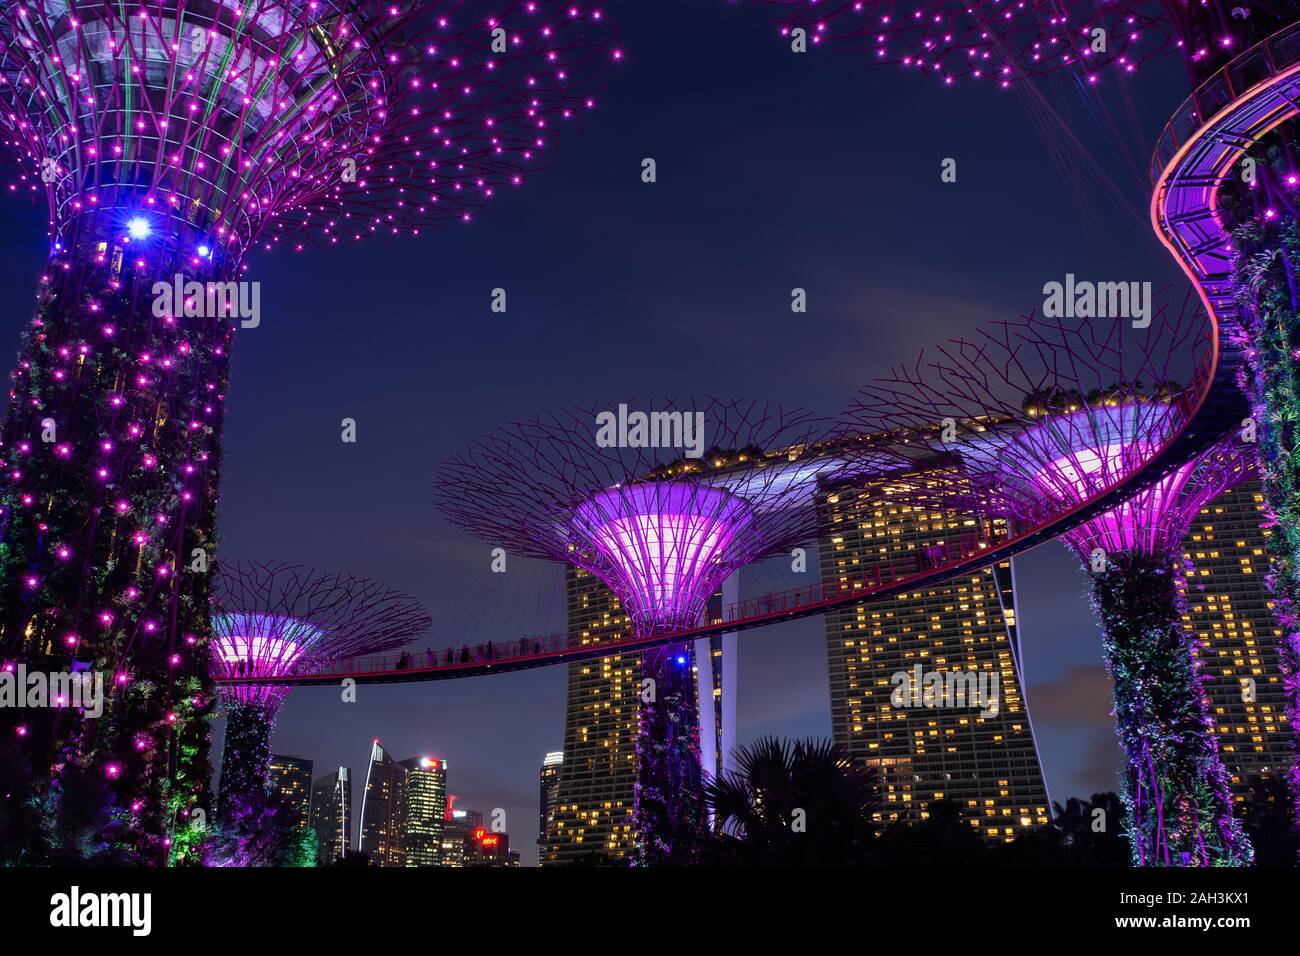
0 2 1200 865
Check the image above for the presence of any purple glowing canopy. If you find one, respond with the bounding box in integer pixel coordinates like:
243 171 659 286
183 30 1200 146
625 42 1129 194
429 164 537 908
435 398 847 636
567 482 754 633
210 558 431 707
838 295 1221 552
962 401 1254 558
210 613 323 709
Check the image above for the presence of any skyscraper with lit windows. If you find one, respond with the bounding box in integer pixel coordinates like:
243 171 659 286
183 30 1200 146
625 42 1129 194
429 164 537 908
310 767 352 865
400 757 448 867
544 567 641 864
441 807 481 867
269 755 314 832
1182 478 1294 799
543 568 728 864
358 741 407 867
817 468 1051 842
539 751 564 847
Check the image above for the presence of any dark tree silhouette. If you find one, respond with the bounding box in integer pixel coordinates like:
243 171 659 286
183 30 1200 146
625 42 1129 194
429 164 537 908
329 849 373 868
698 737 881 865
876 799 990 865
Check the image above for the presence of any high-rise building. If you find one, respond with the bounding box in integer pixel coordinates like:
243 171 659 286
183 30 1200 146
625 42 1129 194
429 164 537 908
401 756 448 867
543 570 733 864
543 566 641 864
269 755 314 831
441 807 482 867
310 767 352 865
698 590 731 784
818 468 1051 842
358 740 408 867
538 751 563 847
441 806 519 867
1182 478 1294 800
464 824 519 867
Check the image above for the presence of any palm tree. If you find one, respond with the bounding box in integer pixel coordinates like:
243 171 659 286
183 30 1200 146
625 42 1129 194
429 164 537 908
1044 792 1132 865
698 737 881 865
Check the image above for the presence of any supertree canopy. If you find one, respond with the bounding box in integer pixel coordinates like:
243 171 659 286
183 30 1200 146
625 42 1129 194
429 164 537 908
0 0 620 265
842 301 1255 865
434 398 835 863
209 559 429 825
0 1 616 865
763 0 1298 87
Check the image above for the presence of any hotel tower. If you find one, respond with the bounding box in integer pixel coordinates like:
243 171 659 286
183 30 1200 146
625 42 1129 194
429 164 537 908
1182 478 1294 799
817 468 1051 842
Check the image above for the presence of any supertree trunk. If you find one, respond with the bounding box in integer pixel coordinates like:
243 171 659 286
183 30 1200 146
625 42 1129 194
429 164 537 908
1235 257 1300 846
215 703 273 820
1090 553 1252 865
1224 157 1300 851
0 256 227 864
631 642 706 865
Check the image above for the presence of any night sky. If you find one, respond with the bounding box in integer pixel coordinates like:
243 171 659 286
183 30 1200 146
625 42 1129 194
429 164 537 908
0 2 1204 865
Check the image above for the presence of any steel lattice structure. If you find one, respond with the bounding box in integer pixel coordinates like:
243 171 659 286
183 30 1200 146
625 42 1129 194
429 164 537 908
839 291 1211 515
209 558 429 817
434 398 842 636
840 298 1254 866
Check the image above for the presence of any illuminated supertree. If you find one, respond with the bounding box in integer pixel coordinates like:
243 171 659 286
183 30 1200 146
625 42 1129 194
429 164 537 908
0 2 616 863
843 301 1255 865
209 559 429 827
433 398 836 863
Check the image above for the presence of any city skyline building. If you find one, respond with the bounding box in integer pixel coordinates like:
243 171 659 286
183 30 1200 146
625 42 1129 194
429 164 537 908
465 825 519 867
358 741 408 868
1183 479 1295 799
310 767 352 866
543 567 640 865
401 757 449 868
441 808 483 868
269 755 314 832
539 751 564 848
817 468 1051 842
